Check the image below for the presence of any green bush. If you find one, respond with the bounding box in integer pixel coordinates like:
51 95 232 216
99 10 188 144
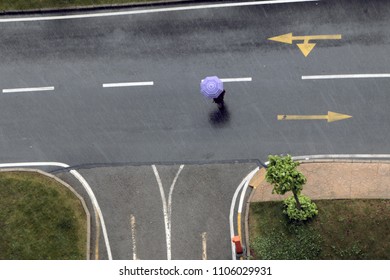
283 195 318 221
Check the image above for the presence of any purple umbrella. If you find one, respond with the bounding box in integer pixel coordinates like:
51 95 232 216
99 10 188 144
200 76 224 99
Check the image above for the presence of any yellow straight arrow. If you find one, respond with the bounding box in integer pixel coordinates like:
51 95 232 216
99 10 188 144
278 111 352 123
268 33 342 57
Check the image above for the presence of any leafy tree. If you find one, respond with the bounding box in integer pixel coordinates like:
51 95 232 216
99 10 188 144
265 155 318 221
265 155 307 210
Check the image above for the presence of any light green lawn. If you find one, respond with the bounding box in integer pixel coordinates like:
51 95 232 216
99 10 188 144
0 172 87 260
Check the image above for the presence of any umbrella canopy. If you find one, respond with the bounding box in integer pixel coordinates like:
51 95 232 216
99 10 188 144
200 76 224 99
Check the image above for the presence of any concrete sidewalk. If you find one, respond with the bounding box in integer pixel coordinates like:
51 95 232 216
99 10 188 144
250 161 390 202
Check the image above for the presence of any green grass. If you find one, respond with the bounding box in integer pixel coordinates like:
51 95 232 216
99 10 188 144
249 200 390 260
0 0 165 11
0 172 87 260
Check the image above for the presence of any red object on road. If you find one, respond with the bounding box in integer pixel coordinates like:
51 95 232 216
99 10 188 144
232 236 243 255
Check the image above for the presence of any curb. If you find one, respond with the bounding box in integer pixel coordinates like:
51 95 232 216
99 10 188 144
244 155 390 260
0 168 91 260
50 158 263 173
0 0 231 16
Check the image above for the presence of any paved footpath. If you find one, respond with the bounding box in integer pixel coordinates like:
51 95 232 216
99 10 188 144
250 161 390 202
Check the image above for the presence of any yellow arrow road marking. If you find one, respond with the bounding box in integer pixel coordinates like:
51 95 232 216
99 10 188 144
268 33 342 56
278 111 352 123
297 43 316 57
268 32 295 44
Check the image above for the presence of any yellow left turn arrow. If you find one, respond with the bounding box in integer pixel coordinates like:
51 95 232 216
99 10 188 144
268 33 342 57
278 111 352 123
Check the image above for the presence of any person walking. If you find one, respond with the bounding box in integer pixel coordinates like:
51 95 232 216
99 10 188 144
200 76 225 108
213 90 225 109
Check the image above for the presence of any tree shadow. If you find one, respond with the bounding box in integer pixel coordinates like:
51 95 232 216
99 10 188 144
208 104 231 127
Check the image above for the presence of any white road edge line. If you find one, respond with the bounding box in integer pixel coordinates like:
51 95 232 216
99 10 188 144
2 87 55 93
130 214 137 260
152 164 184 260
0 0 319 23
230 167 259 260
0 162 112 260
220 78 252 83
302 74 390 80
238 172 253 217
102 82 154 88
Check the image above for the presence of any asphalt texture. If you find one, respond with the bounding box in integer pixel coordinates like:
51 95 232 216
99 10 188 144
0 0 389 165
1 0 390 260
56 163 257 260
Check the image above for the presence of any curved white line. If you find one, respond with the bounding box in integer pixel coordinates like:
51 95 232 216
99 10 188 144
152 165 170 260
152 164 184 260
0 1 319 23
229 167 259 260
168 165 184 225
69 169 112 260
233 154 390 259
238 168 259 214
0 162 112 260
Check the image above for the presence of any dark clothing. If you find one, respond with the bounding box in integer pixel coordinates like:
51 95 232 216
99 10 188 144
213 90 225 104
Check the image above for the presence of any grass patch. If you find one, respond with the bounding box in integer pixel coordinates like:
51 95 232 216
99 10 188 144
249 200 390 260
0 172 87 260
0 0 164 11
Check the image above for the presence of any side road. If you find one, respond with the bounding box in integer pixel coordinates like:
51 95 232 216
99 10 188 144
250 160 390 202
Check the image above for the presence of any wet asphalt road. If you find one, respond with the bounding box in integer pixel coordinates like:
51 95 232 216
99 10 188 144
56 163 256 260
0 0 389 165
1 0 390 260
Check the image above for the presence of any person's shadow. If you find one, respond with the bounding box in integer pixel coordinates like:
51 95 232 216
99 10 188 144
209 104 231 127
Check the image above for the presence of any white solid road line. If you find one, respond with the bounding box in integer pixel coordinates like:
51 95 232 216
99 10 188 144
152 164 184 260
0 162 113 260
0 0 318 23
220 77 252 82
152 165 171 260
102 81 154 88
229 167 259 260
302 74 390 80
2 86 55 93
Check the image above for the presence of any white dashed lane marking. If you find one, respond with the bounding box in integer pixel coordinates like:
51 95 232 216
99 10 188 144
102 81 154 88
220 77 252 82
302 74 390 80
2 86 55 93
